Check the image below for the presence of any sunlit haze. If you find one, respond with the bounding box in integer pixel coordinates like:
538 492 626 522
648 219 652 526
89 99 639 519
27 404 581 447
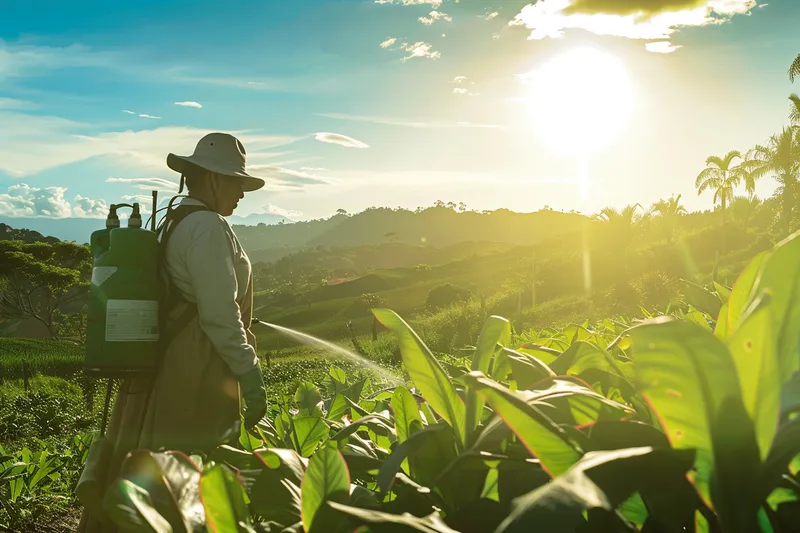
0 0 796 223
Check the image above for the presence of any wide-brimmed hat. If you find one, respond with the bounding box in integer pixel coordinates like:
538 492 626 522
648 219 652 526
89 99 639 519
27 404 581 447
166 132 265 192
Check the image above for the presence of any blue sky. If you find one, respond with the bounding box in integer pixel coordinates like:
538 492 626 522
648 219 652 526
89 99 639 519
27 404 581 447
1 0 798 222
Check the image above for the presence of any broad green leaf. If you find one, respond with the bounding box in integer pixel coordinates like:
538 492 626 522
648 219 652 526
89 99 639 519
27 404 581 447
714 281 732 303
708 395 762 533
714 303 729 340
679 279 722 319
495 447 695 533
115 450 196 531
461 371 581 477
549 341 628 380
748 233 800 379
332 414 395 442
727 250 769 332
481 467 500 502
472 315 511 374
393 387 424 443
295 382 324 417
504 348 556 390
522 377 635 426
328 502 460 532
728 303 781 460
618 492 648 527
201 464 253 533
373 308 466 448
467 316 511 444
293 416 330 457
631 318 742 507
780 371 800 420
301 446 350 533
103 479 172 533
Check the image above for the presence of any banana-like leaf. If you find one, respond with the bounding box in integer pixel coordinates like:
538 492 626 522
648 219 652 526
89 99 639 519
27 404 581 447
631 318 746 509
461 371 581 478
495 446 695 533
201 464 254 533
328 501 460 532
292 416 330 457
504 348 555 390
678 279 722 319
467 317 511 444
301 446 351 533
393 387 425 444
728 301 781 460
103 479 172 533
726 251 769 333
549 341 630 381
373 308 467 448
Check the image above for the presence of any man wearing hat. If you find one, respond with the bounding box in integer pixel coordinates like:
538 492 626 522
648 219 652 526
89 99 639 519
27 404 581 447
76 133 269 532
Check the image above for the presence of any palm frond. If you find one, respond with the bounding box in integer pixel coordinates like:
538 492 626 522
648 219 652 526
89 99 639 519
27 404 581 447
789 93 800 125
696 167 721 190
790 53 800 83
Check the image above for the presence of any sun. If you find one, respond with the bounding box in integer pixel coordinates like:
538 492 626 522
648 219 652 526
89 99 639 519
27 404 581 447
521 46 635 157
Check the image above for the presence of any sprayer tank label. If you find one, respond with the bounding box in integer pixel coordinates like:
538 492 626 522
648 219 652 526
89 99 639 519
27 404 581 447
106 299 159 342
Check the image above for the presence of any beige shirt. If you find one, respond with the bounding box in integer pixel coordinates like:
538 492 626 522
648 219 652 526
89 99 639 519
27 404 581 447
160 196 258 376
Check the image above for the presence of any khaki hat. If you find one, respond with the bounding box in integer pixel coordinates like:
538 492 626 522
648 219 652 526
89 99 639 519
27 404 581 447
166 132 265 192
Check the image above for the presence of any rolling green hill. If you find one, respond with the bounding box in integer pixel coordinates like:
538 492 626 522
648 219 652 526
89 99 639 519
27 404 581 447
235 206 587 264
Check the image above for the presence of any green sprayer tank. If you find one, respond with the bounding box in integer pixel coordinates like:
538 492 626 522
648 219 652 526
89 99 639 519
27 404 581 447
85 203 161 377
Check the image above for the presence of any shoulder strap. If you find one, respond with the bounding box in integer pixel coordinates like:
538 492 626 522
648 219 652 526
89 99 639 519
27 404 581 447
155 202 212 358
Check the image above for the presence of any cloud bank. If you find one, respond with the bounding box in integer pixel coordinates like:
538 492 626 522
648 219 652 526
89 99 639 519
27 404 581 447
0 183 109 218
174 101 203 108
511 0 758 51
314 132 370 149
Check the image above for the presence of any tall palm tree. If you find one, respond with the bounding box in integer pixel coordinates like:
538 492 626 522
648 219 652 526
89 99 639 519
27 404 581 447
744 127 800 232
650 194 687 242
790 53 800 83
695 150 747 224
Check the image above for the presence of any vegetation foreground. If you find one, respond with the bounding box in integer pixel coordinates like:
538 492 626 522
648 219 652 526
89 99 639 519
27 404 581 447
0 231 790 532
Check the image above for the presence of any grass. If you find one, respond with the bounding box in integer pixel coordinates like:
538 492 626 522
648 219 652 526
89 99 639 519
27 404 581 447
0 338 83 379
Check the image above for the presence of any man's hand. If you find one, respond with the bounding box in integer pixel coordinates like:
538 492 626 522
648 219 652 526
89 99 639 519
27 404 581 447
239 363 267 429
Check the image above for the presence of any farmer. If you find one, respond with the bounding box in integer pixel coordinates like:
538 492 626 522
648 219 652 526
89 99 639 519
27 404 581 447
76 132 269 532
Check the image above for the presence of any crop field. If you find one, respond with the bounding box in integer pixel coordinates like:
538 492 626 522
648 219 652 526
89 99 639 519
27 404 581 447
0 232 792 532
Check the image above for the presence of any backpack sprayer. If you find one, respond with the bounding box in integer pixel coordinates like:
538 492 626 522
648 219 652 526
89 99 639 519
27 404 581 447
85 191 164 435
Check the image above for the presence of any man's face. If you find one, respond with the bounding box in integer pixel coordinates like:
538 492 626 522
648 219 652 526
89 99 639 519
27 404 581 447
212 174 246 217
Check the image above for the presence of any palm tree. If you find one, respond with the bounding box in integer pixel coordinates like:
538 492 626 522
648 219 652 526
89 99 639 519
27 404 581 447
729 195 762 226
695 150 747 224
595 204 642 250
790 53 800 83
744 127 800 232
650 194 687 242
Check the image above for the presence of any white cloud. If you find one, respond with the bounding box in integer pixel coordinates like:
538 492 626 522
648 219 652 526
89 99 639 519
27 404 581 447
314 132 370 149
174 101 203 108
399 42 441 61
511 0 757 50
123 109 161 119
419 10 452 25
485 11 500 20
0 183 72 218
375 0 442 7
453 87 479 96
380 37 398 48
300 167 328 171
73 194 109 218
0 113 304 177
246 165 332 190
646 41 682 53
264 203 303 218
453 76 467 83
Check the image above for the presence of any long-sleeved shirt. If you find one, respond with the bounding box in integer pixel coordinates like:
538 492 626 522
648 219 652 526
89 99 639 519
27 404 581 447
160 196 258 376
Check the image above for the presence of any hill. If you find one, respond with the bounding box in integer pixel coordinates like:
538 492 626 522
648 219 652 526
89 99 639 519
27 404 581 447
236 207 588 264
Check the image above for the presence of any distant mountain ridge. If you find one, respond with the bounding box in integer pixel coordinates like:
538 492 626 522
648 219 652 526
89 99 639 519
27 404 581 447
0 211 291 244
234 207 589 263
